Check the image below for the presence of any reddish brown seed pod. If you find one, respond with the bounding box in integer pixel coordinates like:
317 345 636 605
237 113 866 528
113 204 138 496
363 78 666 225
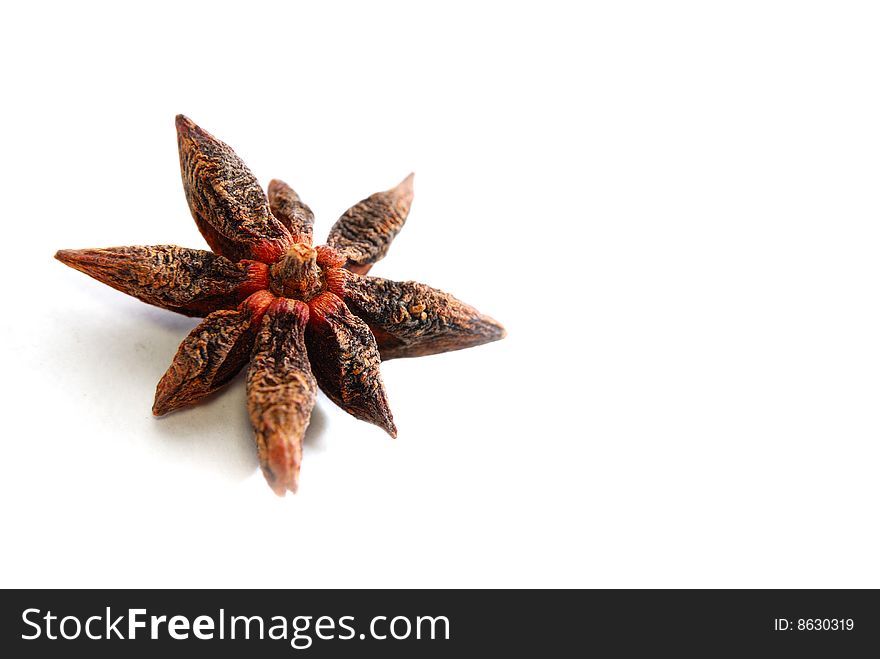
306 292 396 437
153 289 276 415
267 179 315 244
247 297 316 495
56 115 504 495
55 245 268 317
176 115 293 263
327 268 506 360
326 173 414 275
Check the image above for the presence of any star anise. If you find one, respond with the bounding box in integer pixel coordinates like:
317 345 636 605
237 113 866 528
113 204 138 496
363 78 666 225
55 115 505 495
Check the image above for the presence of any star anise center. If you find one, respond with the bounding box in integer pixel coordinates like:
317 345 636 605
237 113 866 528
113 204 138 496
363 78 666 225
268 243 326 301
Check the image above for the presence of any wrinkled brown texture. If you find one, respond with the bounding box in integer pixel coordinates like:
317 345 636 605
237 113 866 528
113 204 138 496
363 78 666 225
55 245 268 317
327 268 506 359
268 179 314 244
153 290 275 415
247 298 316 495
326 173 414 274
306 292 396 436
177 115 293 263
56 115 505 495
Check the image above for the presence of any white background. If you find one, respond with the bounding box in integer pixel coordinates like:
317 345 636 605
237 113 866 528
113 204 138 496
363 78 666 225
1 1 879 588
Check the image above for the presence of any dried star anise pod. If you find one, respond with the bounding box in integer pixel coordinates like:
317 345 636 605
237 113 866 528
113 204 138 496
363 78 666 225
55 115 505 495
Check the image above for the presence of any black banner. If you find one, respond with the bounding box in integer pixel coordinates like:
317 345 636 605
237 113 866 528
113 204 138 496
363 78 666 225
1 589 877 655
